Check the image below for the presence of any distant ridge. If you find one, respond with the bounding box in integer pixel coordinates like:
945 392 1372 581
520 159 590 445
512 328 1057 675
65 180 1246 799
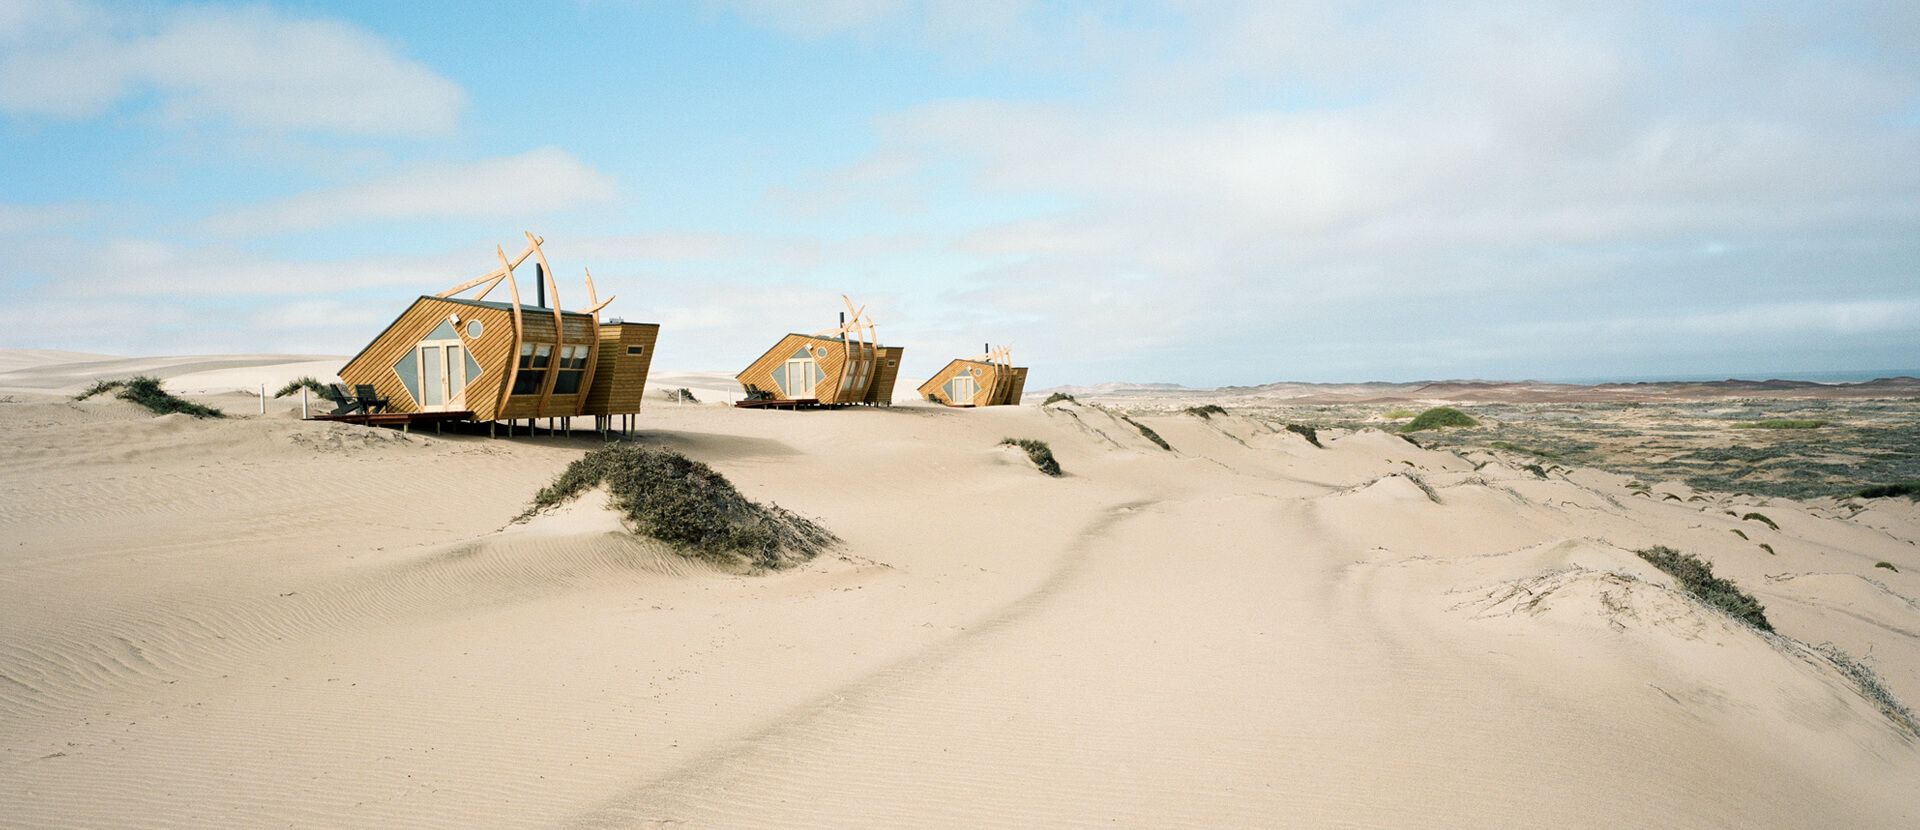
1037 375 1920 405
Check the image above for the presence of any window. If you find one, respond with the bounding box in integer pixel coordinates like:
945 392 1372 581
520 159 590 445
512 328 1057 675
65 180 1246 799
467 320 484 338
553 345 590 394
626 345 644 356
512 343 551 395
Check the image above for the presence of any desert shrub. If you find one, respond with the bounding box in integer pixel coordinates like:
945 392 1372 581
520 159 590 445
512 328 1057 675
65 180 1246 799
1400 472 1441 503
75 379 121 400
661 387 700 403
1382 408 1417 419
519 444 836 569
74 376 223 418
1856 482 1920 500
1812 644 1917 737
1758 543 1776 556
1001 438 1063 476
1730 528 1748 540
1636 546 1772 631
1742 512 1780 531
1490 441 1560 459
1521 463 1548 478
1662 493 1682 501
1286 424 1323 448
1120 415 1172 451
1043 392 1077 406
1402 407 1478 432
1875 561 1898 572
274 376 343 402
1185 404 1228 419
1732 419 1828 429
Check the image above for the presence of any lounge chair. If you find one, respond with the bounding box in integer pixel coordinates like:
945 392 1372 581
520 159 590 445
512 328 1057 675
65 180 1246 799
327 383 363 415
743 385 774 401
353 384 390 414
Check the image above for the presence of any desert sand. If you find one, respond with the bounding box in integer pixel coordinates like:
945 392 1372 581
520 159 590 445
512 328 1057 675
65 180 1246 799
2 351 1917 828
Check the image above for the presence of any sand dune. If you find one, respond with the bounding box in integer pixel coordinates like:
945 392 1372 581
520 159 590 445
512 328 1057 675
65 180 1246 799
1 354 1916 828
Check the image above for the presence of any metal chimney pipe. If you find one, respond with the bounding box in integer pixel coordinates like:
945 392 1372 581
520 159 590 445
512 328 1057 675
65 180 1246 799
535 263 546 308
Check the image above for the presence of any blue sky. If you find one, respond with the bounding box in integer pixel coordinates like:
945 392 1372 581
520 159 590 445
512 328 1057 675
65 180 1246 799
3 1 1917 386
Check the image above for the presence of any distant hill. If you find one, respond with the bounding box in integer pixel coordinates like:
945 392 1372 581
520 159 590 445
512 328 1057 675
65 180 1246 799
1034 375 1920 405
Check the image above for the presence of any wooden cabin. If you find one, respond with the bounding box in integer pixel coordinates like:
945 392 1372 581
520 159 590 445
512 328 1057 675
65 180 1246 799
338 233 659 427
918 346 1028 407
736 297 900 406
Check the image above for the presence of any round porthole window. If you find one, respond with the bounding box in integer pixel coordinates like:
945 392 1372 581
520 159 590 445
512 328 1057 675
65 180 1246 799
971 367 982 376
815 347 828 358
466 320 484 338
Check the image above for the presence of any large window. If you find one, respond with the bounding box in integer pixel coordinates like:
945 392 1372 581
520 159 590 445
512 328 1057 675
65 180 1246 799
512 343 551 395
552 345 591 394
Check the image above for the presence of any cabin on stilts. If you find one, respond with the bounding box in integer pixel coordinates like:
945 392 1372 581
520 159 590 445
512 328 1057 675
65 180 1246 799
736 297 902 408
334 232 660 435
918 345 1028 407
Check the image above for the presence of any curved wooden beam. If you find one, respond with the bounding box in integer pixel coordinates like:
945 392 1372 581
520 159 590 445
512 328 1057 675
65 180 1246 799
529 232 565 418
574 266 601 417
494 245 526 418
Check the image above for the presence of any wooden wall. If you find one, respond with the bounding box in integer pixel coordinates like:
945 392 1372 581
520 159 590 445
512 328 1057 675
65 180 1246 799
582 322 660 416
499 311 598 419
737 334 854 403
917 359 1028 407
1006 367 1029 405
338 297 515 421
862 346 904 405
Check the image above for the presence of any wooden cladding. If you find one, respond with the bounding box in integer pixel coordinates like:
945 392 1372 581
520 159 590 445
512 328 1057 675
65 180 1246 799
343 295 659 422
339 297 515 420
917 358 1030 407
862 346 905 405
582 322 661 416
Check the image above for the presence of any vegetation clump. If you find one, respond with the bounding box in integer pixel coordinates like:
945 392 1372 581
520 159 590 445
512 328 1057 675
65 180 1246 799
1813 644 1917 736
1856 482 1920 500
1134 422 1172 450
273 376 343 402
520 444 836 569
1732 419 1828 430
1741 512 1779 531
662 387 700 403
1286 424 1323 448
1185 404 1228 419
1876 561 1899 573
1402 407 1478 432
1490 440 1560 459
1636 546 1772 631
1043 392 1077 406
75 376 224 419
1001 438 1063 477
1382 408 1417 420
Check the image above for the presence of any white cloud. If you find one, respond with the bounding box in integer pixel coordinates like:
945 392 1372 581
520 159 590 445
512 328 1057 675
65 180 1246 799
767 2 1920 382
26 238 480 297
205 148 617 235
0 0 462 136
0 202 93 235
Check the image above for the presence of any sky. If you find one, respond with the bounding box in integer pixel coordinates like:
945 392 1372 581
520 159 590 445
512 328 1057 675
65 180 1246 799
2 0 1917 387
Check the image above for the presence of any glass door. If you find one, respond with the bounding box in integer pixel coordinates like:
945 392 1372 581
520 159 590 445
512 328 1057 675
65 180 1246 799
420 345 444 409
783 359 817 398
416 342 467 411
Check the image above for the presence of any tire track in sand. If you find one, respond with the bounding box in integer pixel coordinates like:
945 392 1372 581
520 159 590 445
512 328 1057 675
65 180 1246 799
567 498 1158 829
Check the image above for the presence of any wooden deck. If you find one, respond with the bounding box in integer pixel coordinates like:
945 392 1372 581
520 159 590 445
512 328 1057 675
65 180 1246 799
307 410 475 431
733 398 825 410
